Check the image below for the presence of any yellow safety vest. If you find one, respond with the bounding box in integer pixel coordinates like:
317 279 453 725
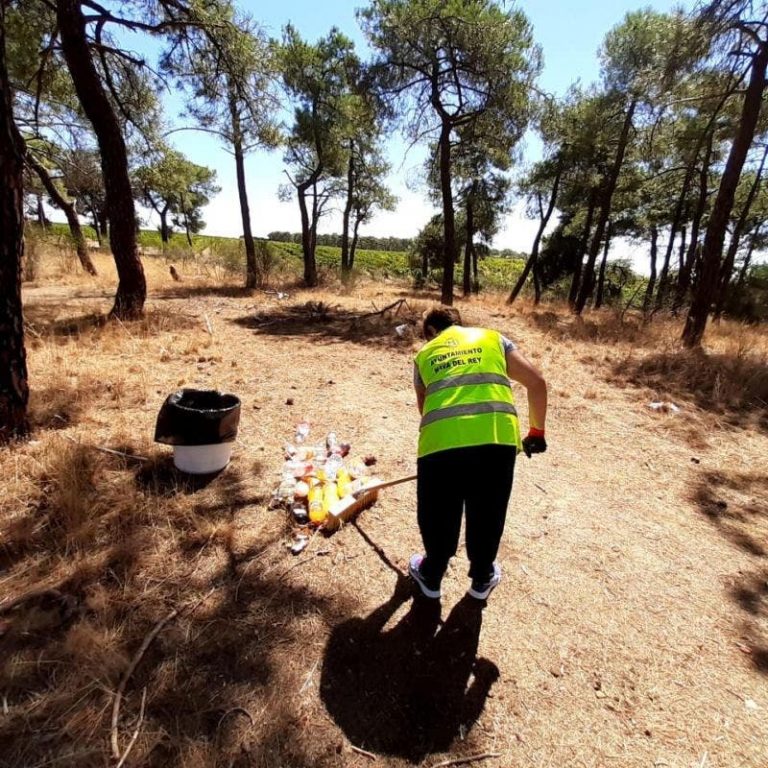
415 325 522 458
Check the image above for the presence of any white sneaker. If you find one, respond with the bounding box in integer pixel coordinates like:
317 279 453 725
408 554 441 599
468 563 502 600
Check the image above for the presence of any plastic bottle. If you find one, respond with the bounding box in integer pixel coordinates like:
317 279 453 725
324 454 343 481
326 432 338 455
322 482 339 514
284 459 313 478
283 443 297 459
348 460 369 480
295 420 310 444
276 474 297 503
308 483 325 523
296 446 315 461
336 468 351 498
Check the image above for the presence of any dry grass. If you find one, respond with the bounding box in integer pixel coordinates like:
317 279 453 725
2 253 768 767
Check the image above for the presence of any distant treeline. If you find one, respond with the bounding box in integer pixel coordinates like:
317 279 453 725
267 231 413 252
267 231 526 259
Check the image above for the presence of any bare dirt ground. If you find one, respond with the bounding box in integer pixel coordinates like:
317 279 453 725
1 253 767 768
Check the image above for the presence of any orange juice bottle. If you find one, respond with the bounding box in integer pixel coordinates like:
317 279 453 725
322 482 338 514
308 484 326 524
336 469 351 498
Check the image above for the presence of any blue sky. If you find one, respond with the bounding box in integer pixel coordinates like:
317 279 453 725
150 0 690 268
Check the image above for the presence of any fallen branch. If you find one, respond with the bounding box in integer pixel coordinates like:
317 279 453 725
350 744 377 760
110 588 216 759
62 433 149 462
114 687 146 768
352 298 408 323
430 753 502 768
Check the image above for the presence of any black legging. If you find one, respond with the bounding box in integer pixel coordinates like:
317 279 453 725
416 443 516 586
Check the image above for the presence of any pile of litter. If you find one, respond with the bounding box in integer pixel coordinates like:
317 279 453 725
271 421 382 548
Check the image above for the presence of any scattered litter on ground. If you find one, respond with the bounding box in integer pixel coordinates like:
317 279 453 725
270 420 382 537
290 534 309 555
648 401 681 413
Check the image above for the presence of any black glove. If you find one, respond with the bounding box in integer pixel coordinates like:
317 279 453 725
522 434 547 458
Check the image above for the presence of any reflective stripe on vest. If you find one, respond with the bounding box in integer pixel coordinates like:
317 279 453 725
415 326 522 457
424 372 512 396
420 401 518 429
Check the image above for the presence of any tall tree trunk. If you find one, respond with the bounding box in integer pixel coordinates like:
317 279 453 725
229 90 258 289
438 120 456 305
576 99 637 314
27 152 97 275
350 214 361 270
159 204 170 244
36 194 46 227
471 243 479 294
714 142 768 318
673 131 715 314
91 207 102 246
57 0 145 318
655 221 678 312
184 213 192 247
532 260 542 304
594 220 612 309
297 183 317 286
509 163 561 304
643 226 659 313
349 217 360 272
657 83 736 313
98 206 108 241
463 181 477 297
683 43 768 347
569 188 597 308
678 226 687 273
0 6 29 441
310 180 319 259
736 224 759 287
341 139 354 282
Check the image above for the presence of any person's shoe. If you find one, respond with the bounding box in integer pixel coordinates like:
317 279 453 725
468 563 502 600
408 554 441 599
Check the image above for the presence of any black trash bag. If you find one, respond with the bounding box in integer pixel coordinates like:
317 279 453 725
154 389 241 446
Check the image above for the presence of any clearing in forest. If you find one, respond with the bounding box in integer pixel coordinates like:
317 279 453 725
1 253 767 768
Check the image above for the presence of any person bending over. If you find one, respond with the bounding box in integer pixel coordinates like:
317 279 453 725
409 306 548 601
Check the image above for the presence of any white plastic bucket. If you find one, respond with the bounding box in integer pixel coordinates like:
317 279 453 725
173 443 233 474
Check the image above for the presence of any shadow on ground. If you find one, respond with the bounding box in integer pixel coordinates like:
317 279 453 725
232 298 421 349
0 440 349 767
692 469 768 675
24 306 198 339
153 283 256 300
321 578 499 762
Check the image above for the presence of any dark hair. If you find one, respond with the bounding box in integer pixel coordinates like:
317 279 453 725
423 305 462 337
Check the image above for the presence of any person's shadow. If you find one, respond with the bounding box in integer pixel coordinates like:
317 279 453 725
320 576 500 762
